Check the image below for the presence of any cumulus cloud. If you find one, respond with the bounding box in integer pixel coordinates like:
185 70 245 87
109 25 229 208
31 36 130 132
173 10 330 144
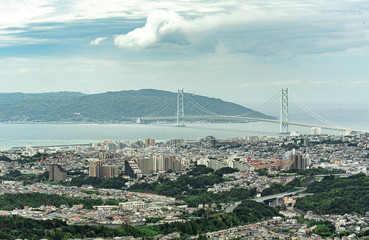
89 37 108 45
113 3 369 58
114 10 188 49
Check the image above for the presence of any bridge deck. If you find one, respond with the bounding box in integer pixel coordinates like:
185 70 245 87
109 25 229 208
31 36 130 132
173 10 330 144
141 115 359 132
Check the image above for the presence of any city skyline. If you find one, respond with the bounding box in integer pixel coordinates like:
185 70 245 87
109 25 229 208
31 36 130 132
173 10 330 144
1 0 369 107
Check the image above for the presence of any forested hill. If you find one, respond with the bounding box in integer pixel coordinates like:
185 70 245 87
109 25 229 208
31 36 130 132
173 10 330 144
0 89 275 122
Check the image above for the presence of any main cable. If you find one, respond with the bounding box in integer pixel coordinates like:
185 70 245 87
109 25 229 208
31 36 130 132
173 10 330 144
290 92 344 128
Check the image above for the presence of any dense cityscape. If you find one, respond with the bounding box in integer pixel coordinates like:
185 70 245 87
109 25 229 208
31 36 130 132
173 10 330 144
1 129 369 239
2 0 369 239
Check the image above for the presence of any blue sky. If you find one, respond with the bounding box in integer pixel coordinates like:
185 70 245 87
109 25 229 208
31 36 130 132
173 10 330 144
1 0 369 109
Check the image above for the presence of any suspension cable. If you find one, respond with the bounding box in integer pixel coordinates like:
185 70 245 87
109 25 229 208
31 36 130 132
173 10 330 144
184 90 281 118
144 97 175 117
233 90 281 117
290 92 344 128
183 93 220 116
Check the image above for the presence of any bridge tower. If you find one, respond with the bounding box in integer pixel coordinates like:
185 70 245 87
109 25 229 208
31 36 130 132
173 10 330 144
177 89 185 127
280 88 289 134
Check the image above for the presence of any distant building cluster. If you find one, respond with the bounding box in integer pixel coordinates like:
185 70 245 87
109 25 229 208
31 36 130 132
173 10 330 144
89 161 120 178
123 155 185 178
249 158 288 171
136 155 184 175
248 151 307 171
144 139 156 146
198 157 254 171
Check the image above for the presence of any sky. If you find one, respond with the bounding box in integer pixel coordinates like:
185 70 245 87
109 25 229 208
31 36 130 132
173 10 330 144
1 0 369 110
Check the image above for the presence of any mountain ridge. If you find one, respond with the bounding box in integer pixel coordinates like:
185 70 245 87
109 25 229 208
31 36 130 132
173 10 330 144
0 89 276 123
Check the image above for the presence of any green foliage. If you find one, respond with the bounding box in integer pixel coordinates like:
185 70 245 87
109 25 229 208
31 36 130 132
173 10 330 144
145 217 164 224
129 168 256 206
294 216 309 224
0 215 147 240
255 169 268 176
0 170 48 185
0 155 12 162
0 199 278 239
281 143 300 150
129 173 224 198
18 153 49 164
43 181 60 185
188 165 214 176
312 222 336 237
319 139 345 145
82 190 100 195
359 228 369 237
214 167 239 176
281 167 345 176
104 199 123 205
295 174 369 215
0 192 103 210
135 226 162 236
159 200 278 235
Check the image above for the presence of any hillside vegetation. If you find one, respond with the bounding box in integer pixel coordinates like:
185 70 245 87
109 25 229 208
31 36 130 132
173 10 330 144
0 89 274 122
295 174 369 215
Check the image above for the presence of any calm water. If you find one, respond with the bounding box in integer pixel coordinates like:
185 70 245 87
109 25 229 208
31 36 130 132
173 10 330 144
0 116 367 150
0 122 280 150
0 105 368 150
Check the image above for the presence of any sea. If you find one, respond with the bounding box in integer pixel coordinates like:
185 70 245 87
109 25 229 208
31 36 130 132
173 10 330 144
0 106 368 150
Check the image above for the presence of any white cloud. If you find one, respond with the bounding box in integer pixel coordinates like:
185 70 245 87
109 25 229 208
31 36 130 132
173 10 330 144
0 0 233 29
114 10 187 49
0 0 238 48
113 2 369 58
0 0 56 29
89 37 108 45
1 0 369 59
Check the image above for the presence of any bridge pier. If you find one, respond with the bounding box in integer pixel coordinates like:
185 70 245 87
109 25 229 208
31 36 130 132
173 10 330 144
176 89 185 127
280 88 289 134
266 197 284 207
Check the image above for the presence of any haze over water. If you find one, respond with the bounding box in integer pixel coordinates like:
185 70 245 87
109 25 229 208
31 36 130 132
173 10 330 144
0 105 367 151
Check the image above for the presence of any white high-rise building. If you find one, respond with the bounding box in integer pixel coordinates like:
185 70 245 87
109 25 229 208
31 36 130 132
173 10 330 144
154 155 165 171
290 131 300 137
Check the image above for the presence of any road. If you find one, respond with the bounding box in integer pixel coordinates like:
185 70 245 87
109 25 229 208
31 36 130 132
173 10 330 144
224 201 242 213
252 187 307 203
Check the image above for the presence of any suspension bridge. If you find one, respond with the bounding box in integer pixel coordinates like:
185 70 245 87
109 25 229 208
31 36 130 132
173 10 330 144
139 89 364 135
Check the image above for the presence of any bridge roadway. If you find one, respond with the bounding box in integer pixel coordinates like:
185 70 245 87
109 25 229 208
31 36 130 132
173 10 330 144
252 187 307 203
141 115 356 132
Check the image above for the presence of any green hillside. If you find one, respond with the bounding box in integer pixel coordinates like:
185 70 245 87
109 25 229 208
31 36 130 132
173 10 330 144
0 89 275 122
